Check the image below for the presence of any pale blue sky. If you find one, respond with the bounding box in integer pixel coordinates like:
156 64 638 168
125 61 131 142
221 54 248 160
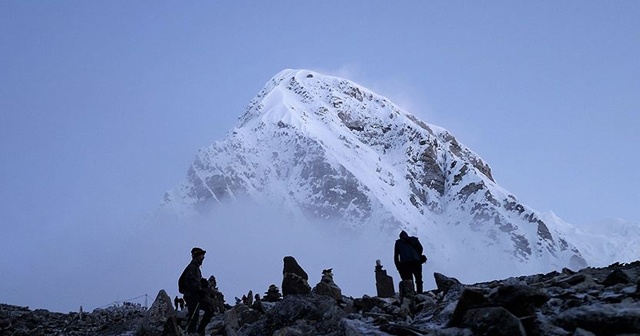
1 1 638 311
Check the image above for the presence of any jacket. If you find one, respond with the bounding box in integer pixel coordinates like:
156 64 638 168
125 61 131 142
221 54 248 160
179 259 204 297
394 236 423 265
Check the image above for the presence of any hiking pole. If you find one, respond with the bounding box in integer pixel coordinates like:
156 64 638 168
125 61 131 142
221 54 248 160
184 302 200 333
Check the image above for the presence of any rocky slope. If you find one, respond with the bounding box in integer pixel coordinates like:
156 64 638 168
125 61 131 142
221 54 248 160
160 69 587 278
3 260 639 336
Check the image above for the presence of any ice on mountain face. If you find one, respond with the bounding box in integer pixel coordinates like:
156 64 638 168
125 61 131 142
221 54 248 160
161 69 587 278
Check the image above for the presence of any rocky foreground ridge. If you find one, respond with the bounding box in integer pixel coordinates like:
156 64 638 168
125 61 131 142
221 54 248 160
2 260 640 336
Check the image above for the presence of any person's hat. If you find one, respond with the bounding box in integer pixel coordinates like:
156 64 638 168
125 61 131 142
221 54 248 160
191 247 206 256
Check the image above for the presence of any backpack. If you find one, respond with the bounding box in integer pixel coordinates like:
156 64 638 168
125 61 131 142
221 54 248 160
420 254 428 264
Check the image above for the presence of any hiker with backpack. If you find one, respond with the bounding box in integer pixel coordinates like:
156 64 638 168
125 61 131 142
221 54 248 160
394 230 427 294
178 247 213 335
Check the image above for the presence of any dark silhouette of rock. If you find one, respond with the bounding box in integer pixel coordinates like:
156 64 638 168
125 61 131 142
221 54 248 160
602 268 631 287
203 275 226 314
375 259 395 298
142 289 180 336
434 272 463 294
448 288 488 328
263 284 282 302
282 256 308 280
282 273 311 296
463 307 526 336
222 303 263 335
251 294 265 314
489 284 550 317
282 256 311 296
399 279 416 300
312 268 343 301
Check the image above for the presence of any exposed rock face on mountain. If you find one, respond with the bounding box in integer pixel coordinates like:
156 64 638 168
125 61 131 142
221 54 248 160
161 69 585 274
3 261 639 335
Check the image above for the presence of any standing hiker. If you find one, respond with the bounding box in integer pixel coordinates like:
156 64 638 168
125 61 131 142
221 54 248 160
394 230 427 294
178 247 213 335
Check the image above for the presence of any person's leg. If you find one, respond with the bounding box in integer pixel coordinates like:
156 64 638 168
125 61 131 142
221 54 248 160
412 261 423 294
184 296 199 333
397 263 412 281
197 303 214 334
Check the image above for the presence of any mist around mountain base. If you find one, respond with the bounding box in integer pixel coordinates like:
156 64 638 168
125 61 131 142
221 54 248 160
0 198 550 313
3 191 638 315
151 197 586 308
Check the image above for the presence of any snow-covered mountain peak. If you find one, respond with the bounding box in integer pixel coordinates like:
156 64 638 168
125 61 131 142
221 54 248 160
162 69 588 279
238 69 494 183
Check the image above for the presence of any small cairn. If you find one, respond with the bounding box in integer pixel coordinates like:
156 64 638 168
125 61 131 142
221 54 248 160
374 259 395 298
312 268 343 302
263 284 282 302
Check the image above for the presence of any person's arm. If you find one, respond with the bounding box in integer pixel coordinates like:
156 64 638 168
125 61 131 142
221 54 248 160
394 241 401 267
411 237 423 254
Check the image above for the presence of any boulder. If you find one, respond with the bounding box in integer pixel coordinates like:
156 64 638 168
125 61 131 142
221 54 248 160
434 272 463 295
552 303 640 335
282 256 311 296
142 289 180 336
602 269 631 287
488 284 549 317
462 307 526 336
448 288 488 327
399 279 416 300
283 256 308 280
282 273 311 296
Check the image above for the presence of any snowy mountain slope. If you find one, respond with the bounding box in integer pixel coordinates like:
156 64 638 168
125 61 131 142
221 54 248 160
161 69 587 276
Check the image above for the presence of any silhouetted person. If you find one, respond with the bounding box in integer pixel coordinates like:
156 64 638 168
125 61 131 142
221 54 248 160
394 230 425 293
173 296 185 310
178 247 213 335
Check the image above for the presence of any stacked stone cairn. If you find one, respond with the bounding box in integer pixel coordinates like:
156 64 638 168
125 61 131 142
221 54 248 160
262 284 282 302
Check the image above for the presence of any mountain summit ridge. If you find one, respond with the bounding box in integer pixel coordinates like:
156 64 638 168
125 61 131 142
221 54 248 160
162 69 586 275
